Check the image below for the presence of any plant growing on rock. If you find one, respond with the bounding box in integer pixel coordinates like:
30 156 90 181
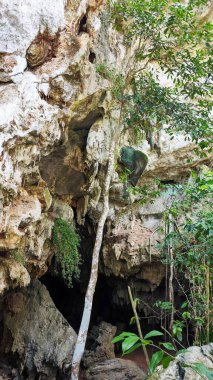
112 286 213 379
71 1 212 377
161 171 213 345
111 0 213 153
52 218 80 288
11 249 26 265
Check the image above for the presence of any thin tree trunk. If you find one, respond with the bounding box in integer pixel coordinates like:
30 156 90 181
71 140 116 380
168 215 174 333
206 264 210 343
128 286 150 367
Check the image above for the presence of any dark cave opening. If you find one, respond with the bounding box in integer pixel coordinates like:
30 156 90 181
40 216 164 337
40 271 132 333
40 213 191 372
89 51 96 63
78 15 88 35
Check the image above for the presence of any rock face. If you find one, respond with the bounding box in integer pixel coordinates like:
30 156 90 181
2 280 76 378
83 321 147 380
83 321 117 368
85 358 147 380
0 0 211 296
150 344 213 380
102 199 167 286
0 0 212 375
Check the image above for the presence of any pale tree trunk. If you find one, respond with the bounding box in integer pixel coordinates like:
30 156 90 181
71 139 116 380
168 214 174 333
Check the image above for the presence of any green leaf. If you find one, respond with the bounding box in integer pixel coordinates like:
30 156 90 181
160 342 175 351
112 335 125 344
122 336 140 353
141 339 153 345
176 349 188 355
149 350 164 374
182 311 191 319
122 341 142 356
191 363 213 380
162 355 173 369
144 330 164 339
112 332 137 344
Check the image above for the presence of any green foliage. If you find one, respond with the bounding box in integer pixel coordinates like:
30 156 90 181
111 0 212 150
96 63 125 101
112 329 174 374
149 350 164 374
190 363 213 380
128 183 161 204
11 249 25 265
144 330 164 339
52 218 80 287
112 328 212 378
162 171 213 344
124 73 213 148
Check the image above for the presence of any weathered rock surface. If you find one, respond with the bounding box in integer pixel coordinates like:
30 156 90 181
0 0 66 55
85 358 147 380
0 257 30 294
2 280 76 378
101 194 171 295
82 321 146 380
0 0 212 377
0 0 212 297
83 321 117 368
150 344 213 380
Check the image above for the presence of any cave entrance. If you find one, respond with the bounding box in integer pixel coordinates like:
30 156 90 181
40 270 158 372
40 217 169 373
40 272 135 333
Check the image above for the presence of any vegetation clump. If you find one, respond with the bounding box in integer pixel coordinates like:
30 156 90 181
11 249 26 265
52 218 80 287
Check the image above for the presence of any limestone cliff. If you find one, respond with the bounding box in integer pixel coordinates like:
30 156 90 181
0 1 212 378
0 0 211 295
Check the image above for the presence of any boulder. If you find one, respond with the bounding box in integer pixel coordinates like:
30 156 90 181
2 280 76 378
85 358 147 380
83 321 116 368
149 344 213 380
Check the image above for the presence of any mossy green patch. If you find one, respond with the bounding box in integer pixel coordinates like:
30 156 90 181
52 218 80 287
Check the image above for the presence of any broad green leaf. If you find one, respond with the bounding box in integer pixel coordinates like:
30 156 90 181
191 363 213 380
122 336 140 353
160 342 175 351
162 355 173 369
144 330 164 339
112 335 125 344
122 342 142 356
149 350 164 374
112 332 137 344
183 362 213 380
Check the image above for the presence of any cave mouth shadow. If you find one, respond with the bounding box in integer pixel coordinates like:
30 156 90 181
40 270 156 338
40 272 133 332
